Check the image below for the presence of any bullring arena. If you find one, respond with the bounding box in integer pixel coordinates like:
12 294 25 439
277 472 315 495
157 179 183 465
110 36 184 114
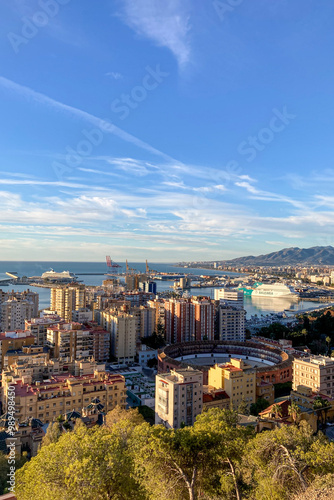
158 340 293 385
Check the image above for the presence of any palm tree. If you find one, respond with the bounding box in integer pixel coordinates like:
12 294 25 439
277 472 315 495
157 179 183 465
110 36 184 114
271 403 282 420
288 401 301 425
313 396 331 430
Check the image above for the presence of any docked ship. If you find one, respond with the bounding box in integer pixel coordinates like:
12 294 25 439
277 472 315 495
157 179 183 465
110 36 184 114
41 269 77 282
251 283 299 298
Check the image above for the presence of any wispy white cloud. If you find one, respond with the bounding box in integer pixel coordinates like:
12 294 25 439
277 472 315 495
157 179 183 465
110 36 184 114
118 0 191 66
0 178 105 189
0 76 176 162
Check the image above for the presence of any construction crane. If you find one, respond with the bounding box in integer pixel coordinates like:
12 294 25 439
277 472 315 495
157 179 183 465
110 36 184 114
125 259 137 275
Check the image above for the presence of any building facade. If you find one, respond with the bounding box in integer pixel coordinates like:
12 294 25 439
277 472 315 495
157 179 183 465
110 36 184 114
208 358 256 410
218 306 245 342
293 355 334 398
50 285 86 322
155 368 203 428
2 367 126 424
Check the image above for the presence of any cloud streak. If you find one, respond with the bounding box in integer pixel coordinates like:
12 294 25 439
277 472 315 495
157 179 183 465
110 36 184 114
0 76 177 163
119 0 192 67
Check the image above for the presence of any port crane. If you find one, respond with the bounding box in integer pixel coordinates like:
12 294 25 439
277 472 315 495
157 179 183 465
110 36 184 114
125 259 137 275
106 256 121 270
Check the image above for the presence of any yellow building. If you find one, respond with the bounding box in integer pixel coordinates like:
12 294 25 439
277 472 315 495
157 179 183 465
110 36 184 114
2 367 126 424
50 285 86 322
0 331 35 371
256 380 275 406
208 358 256 410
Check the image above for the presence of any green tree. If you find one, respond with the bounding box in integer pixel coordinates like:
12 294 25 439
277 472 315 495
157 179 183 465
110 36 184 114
288 401 301 426
42 421 62 447
313 396 331 429
271 404 283 419
250 397 270 416
194 408 254 500
243 423 314 499
17 413 146 500
238 397 249 416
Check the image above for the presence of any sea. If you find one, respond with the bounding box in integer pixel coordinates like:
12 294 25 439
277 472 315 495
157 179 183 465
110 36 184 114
0 261 328 319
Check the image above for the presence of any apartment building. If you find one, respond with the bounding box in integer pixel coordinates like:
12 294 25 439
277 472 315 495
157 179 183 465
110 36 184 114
50 285 86 321
25 315 63 345
97 310 136 363
2 367 126 424
147 299 166 328
165 298 193 343
218 306 245 342
155 367 203 428
0 331 35 370
91 328 110 363
192 298 215 341
214 288 244 310
1 297 37 332
293 355 334 398
3 357 108 384
208 358 256 410
47 323 93 361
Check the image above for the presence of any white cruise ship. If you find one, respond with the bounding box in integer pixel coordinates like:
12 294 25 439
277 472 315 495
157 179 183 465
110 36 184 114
41 269 76 282
252 283 298 298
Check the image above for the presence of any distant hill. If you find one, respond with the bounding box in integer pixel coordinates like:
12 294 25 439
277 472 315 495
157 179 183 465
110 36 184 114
222 246 334 266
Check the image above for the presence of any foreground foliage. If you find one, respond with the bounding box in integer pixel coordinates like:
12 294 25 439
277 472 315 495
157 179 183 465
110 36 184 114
15 407 334 500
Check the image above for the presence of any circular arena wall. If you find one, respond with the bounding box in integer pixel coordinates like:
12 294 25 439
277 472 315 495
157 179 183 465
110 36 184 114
158 340 293 385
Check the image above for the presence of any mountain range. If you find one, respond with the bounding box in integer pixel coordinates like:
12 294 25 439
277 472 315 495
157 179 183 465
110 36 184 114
222 246 334 266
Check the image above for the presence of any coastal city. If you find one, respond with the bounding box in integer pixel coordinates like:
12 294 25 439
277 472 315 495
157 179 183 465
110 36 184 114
2 1 334 499
0 255 334 449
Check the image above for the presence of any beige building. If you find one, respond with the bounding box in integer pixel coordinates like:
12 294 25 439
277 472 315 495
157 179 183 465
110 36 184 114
3 356 108 384
147 299 165 328
0 330 35 371
208 358 256 410
256 380 275 406
1 298 35 332
25 315 63 345
98 310 136 363
293 355 334 398
218 307 245 342
2 365 126 424
47 322 93 361
155 367 203 429
50 285 86 321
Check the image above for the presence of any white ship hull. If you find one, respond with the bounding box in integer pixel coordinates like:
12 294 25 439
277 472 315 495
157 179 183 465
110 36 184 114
252 284 298 298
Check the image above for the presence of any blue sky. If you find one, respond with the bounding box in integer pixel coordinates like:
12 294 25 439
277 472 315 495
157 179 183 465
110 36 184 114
0 0 334 262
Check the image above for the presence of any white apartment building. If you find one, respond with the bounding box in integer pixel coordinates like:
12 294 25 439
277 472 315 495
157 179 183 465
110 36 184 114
214 288 244 310
0 298 35 332
155 368 203 429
